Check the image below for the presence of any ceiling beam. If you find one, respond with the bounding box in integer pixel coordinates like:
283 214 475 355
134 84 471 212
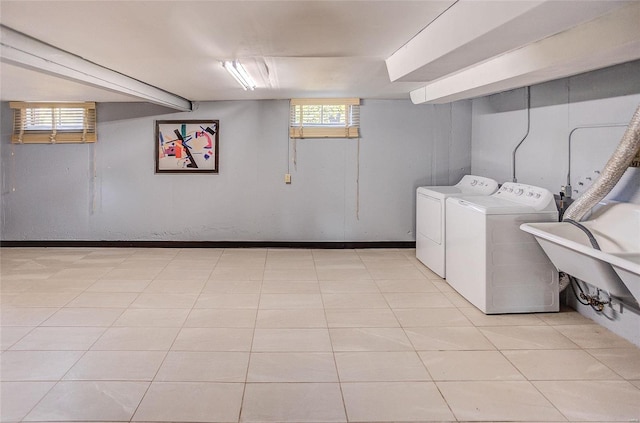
386 0 545 82
0 25 192 111
409 2 640 104
386 1 631 84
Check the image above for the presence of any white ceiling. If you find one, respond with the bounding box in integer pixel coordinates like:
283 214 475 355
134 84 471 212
0 0 453 102
0 1 638 106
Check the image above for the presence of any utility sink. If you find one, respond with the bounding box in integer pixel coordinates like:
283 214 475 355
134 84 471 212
520 202 640 304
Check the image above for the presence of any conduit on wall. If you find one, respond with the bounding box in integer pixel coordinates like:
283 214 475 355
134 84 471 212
512 86 531 183
565 123 629 198
563 104 640 222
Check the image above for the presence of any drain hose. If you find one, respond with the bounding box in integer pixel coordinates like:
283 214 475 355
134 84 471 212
563 219 601 250
562 104 640 222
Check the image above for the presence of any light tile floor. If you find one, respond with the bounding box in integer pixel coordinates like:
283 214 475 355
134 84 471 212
1 247 640 422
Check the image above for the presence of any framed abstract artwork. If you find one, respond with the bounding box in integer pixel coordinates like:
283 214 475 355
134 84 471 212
155 120 219 173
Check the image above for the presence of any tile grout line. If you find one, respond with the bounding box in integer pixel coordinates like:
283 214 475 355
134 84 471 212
13 248 112 422
237 247 268 423
314 247 350 423
8 248 120 422
123 246 202 423
3 247 640 422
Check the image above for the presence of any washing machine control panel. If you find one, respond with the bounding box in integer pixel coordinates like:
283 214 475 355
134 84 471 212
495 183 555 211
456 175 499 195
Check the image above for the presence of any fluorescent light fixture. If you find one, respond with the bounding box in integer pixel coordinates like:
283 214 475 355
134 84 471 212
223 60 256 91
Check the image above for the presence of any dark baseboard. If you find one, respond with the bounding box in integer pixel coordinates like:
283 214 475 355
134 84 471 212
0 240 416 249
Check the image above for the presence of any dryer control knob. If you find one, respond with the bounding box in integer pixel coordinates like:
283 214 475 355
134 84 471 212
471 180 478 186
515 189 524 196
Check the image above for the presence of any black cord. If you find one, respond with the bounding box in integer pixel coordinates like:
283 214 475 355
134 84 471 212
563 219 601 250
569 275 591 306
562 220 610 312
569 274 610 312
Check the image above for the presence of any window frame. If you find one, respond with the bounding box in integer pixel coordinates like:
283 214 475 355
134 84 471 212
289 98 360 139
10 102 97 144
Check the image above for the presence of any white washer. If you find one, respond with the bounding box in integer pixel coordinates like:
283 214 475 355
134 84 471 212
416 175 498 278
445 182 559 314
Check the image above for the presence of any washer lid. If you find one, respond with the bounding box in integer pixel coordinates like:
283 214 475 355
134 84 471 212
417 186 464 199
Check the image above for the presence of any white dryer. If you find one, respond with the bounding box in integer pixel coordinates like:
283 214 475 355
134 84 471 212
445 182 559 314
416 175 498 278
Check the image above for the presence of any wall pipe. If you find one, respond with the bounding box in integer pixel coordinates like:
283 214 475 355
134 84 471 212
512 86 531 183
565 123 628 198
563 104 640 222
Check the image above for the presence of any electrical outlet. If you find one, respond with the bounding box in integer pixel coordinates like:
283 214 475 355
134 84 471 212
285 173 291 184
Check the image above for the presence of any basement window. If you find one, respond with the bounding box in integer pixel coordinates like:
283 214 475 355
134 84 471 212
289 98 360 138
10 102 97 143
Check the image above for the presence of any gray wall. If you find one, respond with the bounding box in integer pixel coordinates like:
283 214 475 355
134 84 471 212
1 99 471 242
470 60 640 346
472 60 640 199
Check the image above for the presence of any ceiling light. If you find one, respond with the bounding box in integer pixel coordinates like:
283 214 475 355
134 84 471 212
223 60 256 91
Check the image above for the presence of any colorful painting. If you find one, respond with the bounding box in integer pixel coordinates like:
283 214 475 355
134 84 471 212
155 120 219 173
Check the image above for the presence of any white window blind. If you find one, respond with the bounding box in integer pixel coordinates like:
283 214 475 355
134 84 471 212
289 98 360 138
10 102 97 143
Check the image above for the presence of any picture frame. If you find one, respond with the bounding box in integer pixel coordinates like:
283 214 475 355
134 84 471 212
155 120 219 173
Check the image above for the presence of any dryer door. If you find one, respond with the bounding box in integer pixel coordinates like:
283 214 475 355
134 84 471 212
417 193 442 244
